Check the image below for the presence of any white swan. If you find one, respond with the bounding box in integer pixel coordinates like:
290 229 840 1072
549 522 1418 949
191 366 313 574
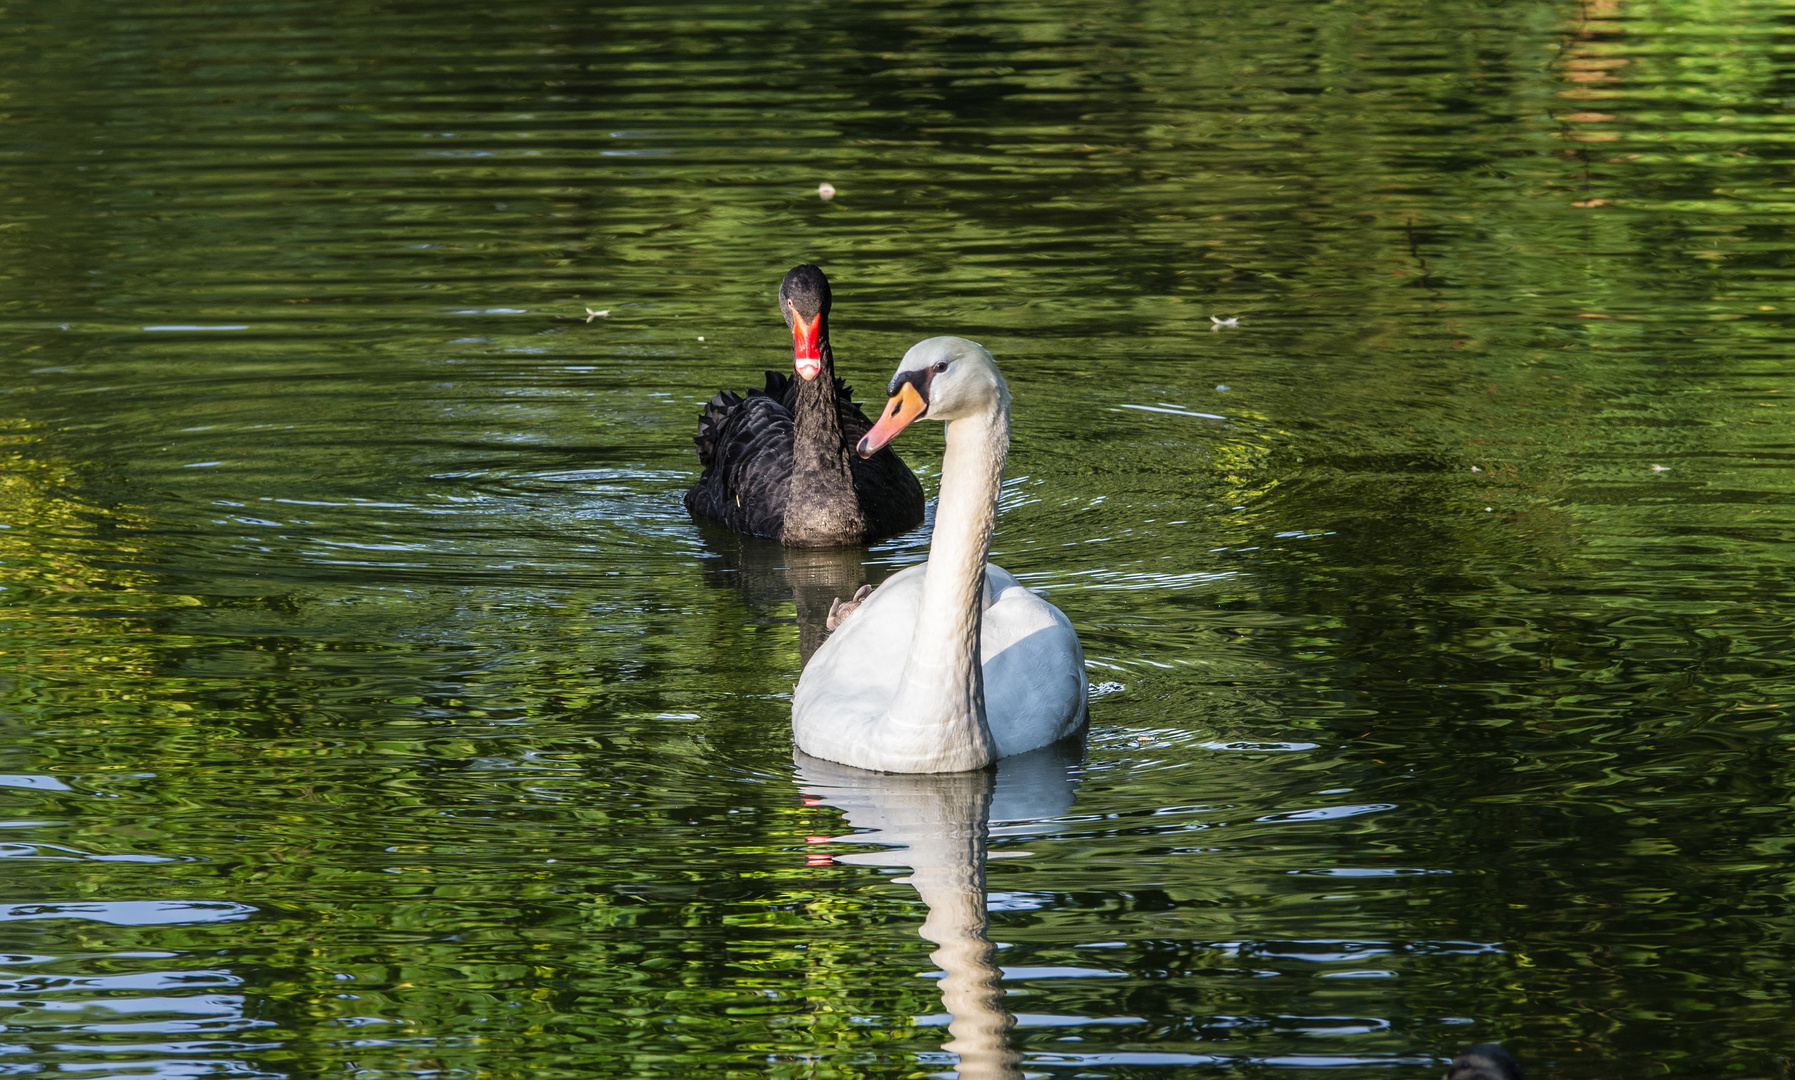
792 337 1087 773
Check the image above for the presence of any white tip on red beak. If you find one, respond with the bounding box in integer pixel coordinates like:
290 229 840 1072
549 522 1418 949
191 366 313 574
796 359 822 380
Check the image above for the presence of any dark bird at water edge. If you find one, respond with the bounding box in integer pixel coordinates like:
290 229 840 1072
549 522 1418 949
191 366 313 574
1445 1043 1524 1080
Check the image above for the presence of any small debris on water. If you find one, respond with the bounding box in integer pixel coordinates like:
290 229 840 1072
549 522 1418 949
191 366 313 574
697 336 705 341
1211 315 1239 330
818 182 837 200
585 308 609 322
1471 465 1482 472
1650 464 1669 472
1215 384 1231 392
1485 507 1493 511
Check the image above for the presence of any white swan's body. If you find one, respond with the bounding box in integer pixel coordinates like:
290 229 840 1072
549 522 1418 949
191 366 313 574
792 337 1087 774
796 562 1086 770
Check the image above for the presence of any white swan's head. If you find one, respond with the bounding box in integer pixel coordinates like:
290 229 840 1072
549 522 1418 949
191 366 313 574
857 336 1010 457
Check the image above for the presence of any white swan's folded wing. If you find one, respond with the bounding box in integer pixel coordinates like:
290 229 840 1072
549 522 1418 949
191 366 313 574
792 563 927 763
980 577 1088 758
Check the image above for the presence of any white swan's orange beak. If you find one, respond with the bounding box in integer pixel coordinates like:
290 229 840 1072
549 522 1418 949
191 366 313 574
790 308 823 380
857 382 927 457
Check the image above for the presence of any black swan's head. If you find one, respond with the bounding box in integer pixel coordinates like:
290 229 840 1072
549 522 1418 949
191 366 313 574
778 264 832 381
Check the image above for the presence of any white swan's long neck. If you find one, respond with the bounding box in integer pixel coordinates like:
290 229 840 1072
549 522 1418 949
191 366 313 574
882 401 1009 773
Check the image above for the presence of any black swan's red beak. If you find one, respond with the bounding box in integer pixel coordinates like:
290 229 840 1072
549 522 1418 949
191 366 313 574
790 308 823 380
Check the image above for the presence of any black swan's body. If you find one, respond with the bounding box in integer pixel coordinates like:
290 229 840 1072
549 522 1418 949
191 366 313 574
684 266 925 547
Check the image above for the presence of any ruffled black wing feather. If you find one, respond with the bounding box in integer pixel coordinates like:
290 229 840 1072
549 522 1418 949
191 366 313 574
684 375 794 539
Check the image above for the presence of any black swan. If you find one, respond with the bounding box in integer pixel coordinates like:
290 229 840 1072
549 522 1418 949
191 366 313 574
684 265 925 547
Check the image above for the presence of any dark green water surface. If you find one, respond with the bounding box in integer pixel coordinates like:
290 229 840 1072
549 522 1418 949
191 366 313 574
5 1 1795 1076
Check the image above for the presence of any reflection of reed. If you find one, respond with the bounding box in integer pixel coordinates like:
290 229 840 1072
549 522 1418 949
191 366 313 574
796 742 1083 1080
697 528 897 663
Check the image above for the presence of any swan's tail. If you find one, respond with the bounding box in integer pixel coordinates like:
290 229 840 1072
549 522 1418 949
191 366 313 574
692 389 743 468
693 372 790 468
825 584 874 630
693 370 869 468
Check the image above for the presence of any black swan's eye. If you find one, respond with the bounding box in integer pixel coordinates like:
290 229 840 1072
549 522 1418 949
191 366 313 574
933 361 949 373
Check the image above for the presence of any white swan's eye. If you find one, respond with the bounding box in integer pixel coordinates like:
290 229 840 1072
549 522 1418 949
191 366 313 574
933 361 949 373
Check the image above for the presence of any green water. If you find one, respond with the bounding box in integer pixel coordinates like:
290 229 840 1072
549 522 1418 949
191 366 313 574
4 0 1795 1076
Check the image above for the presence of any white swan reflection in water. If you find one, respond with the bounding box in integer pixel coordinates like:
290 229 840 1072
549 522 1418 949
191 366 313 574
795 740 1084 1080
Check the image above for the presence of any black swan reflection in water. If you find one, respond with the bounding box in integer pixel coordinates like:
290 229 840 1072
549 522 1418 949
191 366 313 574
795 740 1085 1080
696 530 897 664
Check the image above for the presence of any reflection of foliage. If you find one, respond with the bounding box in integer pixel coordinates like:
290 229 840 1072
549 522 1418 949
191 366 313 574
1 0 1794 1076
0 421 194 721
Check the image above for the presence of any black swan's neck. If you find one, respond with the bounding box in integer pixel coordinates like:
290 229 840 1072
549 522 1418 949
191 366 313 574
783 325 864 546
